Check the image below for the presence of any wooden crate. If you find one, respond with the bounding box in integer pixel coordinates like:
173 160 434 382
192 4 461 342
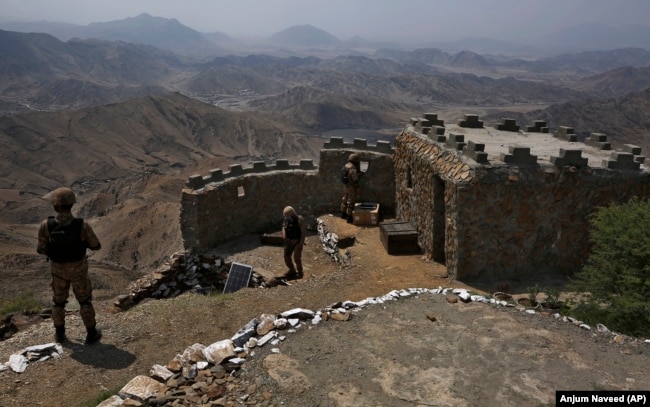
353 202 379 226
380 221 420 255
260 231 284 246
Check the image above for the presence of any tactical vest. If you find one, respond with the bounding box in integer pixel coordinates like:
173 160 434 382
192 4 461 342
284 216 301 240
46 217 87 263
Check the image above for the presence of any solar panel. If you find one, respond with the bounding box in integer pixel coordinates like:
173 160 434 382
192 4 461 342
223 262 253 293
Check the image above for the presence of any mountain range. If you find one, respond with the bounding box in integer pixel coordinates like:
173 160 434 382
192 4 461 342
0 14 649 272
3 13 650 58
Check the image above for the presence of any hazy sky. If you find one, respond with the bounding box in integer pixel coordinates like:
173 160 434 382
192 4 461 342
2 0 649 42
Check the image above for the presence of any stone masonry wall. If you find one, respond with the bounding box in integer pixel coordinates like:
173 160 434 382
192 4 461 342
457 165 650 280
395 127 650 281
394 130 473 277
181 138 395 252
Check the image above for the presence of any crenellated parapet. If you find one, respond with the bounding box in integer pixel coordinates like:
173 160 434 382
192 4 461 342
602 151 641 170
500 145 538 165
323 137 394 154
525 120 549 133
458 114 484 128
550 149 589 168
494 118 520 132
554 126 578 142
186 159 317 190
463 141 488 164
584 133 612 150
397 112 650 282
181 137 396 252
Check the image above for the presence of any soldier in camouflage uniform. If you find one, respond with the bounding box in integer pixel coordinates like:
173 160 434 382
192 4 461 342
340 153 363 224
281 206 306 280
37 187 102 344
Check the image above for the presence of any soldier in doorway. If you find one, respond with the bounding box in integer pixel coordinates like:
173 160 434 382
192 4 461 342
340 153 364 223
37 187 103 344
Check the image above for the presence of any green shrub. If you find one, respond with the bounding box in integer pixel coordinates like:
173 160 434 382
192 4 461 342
527 284 541 305
0 291 43 316
568 197 650 337
542 286 561 309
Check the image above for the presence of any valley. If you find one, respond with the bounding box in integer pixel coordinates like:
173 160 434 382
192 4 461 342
0 17 648 406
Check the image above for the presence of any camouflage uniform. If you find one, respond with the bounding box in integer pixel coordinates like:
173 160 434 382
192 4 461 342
37 188 102 344
340 155 362 222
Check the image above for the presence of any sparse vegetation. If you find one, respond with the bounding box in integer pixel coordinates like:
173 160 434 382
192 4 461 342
527 284 541 306
81 384 126 407
542 286 561 309
568 197 650 337
0 292 43 317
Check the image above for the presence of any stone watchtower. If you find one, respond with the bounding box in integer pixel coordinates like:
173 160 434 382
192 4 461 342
397 114 650 281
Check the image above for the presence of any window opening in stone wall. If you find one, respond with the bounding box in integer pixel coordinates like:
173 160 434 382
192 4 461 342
432 175 446 263
237 185 245 197
360 160 369 173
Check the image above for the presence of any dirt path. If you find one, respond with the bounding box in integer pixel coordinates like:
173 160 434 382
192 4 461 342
0 215 648 406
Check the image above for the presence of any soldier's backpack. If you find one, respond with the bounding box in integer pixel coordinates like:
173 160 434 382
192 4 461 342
284 215 301 240
46 217 87 263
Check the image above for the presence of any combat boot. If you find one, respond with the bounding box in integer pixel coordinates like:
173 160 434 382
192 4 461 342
85 325 102 345
54 325 67 343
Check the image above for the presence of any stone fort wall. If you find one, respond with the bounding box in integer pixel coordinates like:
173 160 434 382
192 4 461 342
181 138 395 252
396 117 650 281
181 115 650 283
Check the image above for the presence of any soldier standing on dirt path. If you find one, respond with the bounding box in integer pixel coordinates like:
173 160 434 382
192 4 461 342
37 187 103 345
340 153 364 224
281 206 306 280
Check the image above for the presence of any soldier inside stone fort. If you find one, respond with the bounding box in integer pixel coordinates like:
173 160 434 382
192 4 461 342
281 206 306 280
340 153 364 223
37 187 103 345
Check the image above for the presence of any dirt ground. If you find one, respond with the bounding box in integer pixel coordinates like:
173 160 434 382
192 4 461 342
0 215 648 407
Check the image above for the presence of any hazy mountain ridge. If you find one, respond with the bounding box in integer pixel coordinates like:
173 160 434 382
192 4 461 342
0 30 183 113
247 85 407 131
2 13 650 58
1 13 222 57
570 66 650 98
269 24 342 47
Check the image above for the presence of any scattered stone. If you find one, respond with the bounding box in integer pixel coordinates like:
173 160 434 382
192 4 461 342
280 308 315 320
7 354 27 373
256 314 276 335
257 331 277 347
96 395 124 407
150 364 174 381
330 311 351 321
202 340 235 365
493 292 512 301
7 285 645 406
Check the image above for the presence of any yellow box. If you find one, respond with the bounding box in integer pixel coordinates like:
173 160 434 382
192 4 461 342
353 203 379 226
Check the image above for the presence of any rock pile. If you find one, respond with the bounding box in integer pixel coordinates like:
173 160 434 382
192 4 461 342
93 286 648 406
0 342 63 373
113 253 268 311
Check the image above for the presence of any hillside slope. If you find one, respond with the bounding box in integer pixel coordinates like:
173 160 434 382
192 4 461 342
0 92 323 270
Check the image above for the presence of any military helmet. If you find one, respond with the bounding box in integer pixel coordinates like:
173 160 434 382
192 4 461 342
349 153 360 163
50 187 76 206
283 206 296 217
